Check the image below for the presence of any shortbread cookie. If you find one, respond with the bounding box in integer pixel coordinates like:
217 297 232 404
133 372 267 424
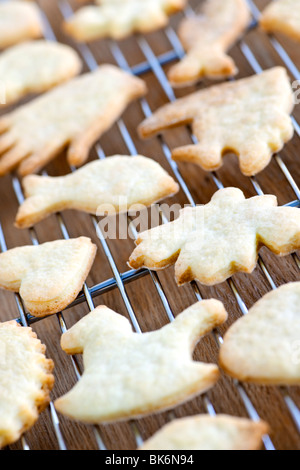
139 67 294 176
139 414 269 450
15 155 179 229
0 1 43 49
0 237 96 317
129 187 300 286
54 300 227 423
0 64 147 176
0 40 82 107
260 0 300 42
220 282 300 385
64 0 187 41
0 320 54 449
168 0 251 87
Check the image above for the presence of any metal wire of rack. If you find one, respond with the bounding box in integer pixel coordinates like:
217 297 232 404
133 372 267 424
0 0 300 450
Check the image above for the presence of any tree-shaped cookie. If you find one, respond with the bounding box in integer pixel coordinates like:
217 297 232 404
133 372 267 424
0 1 43 49
220 282 300 385
0 320 54 448
0 64 147 176
15 155 179 229
260 0 300 42
139 414 269 450
168 0 251 87
0 237 97 317
129 187 300 286
0 40 82 107
64 0 187 42
54 301 227 423
139 67 294 176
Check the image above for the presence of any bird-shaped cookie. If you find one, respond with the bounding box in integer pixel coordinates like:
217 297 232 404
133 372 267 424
55 300 227 423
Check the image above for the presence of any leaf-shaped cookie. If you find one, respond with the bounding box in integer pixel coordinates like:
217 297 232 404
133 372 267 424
168 0 251 87
15 155 179 229
54 300 227 423
220 282 300 385
139 67 294 176
0 40 82 107
0 237 97 317
139 414 269 450
63 0 187 41
0 1 43 49
0 320 54 449
129 187 300 286
0 64 147 176
260 0 300 42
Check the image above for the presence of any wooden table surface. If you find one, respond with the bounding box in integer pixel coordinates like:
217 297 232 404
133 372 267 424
1 0 300 450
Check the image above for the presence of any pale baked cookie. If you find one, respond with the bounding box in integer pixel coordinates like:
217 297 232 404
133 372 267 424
260 0 300 42
168 0 251 87
0 64 147 176
0 320 54 449
0 1 43 49
0 40 82 107
54 300 227 423
63 0 187 41
15 155 179 229
220 282 300 385
128 187 300 286
139 414 269 450
139 67 294 176
0 237 97 317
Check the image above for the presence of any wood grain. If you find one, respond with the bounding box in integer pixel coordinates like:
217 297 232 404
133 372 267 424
0 0 300 450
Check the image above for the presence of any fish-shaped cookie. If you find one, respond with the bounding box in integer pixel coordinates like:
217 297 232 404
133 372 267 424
15 155 179 229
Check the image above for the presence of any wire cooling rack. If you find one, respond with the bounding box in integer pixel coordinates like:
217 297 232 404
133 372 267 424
1 0 300 450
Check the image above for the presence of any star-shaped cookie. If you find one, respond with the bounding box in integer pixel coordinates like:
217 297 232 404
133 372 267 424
260 0 300 42
139 414 269 450
0 237 97 317
168 0 251 87
0 40 82 107
0 64 147 176
64 0 187 41
0 1 43 49
54 300 227 423
220 282 300 385
15 155 179 229
128 187 300 286
139 67 294 176
0 320 54 449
